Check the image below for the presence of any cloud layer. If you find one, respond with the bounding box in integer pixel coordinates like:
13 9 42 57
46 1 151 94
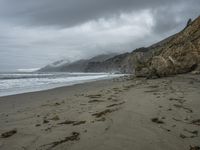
0 0 199 71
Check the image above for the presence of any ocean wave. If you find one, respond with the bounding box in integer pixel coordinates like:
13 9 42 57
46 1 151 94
17 68 40 72
0 73 54 80
0 72 124 97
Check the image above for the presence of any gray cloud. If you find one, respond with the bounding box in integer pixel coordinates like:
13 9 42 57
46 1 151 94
0 0 199 71
152 1 200 35
0 0 195 27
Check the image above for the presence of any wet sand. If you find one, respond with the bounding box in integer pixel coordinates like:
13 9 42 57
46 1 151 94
0 74 200 150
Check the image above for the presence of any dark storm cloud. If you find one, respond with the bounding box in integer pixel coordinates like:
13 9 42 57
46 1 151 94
0 0 198 27
0 0 199 71
151 1 200 35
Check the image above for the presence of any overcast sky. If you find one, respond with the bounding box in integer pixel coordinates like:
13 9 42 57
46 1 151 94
0 0 199 71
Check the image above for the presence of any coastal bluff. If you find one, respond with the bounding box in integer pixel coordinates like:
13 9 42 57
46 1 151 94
135 16 200 77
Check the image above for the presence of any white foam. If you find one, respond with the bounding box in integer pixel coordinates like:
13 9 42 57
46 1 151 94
0 72 123 97
17 68 40 72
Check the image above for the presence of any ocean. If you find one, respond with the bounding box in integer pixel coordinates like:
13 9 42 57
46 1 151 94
0 72 123 97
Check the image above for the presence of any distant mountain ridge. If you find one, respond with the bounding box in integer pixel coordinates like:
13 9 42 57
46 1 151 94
39 53 118 72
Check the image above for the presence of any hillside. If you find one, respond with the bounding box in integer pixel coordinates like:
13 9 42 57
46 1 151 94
39 16 200 76
86 16 200 76
135 16 200 77
39 53 118 72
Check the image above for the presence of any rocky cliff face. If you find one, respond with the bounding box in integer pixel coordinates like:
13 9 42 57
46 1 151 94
85 53 130 73
85 48 150 73
135 16 200 77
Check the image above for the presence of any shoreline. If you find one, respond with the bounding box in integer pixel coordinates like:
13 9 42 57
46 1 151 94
0 74 125 98
0 74 200 150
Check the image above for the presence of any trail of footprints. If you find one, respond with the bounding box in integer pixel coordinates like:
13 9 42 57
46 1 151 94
1 79 138 150
148 78 200 150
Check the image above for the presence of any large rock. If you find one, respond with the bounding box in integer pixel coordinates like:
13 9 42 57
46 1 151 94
136 16 200 77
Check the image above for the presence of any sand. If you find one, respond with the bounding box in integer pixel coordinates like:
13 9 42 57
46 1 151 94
0 74 200 150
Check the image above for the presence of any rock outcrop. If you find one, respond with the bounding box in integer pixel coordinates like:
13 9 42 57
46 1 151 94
135 16 200 77
85 47 150 73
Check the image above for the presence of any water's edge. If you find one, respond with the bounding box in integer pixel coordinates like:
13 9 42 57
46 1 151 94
0 72 124 97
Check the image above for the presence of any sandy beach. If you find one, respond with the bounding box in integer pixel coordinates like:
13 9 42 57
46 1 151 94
0 74 200 150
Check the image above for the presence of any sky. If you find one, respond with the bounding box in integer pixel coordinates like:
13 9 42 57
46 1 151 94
0 0 199 71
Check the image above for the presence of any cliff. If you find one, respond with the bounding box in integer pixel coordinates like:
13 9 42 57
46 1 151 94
135 16 200 77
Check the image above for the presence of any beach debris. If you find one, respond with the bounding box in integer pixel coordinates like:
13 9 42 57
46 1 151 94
106 101 125 108
144 90 159 93
190 145 200 150
50 115 60 121
172 117 189 124
35 124 41 127
172 125 176 128
41 101 64 107
45 127 52 132
180 134 187 139
58 120 86 126
43 119 49 124
151 118 164 124
73 121 86 126
169 98 186 104
147 85 159 88
184 117 190 121
1 129 17 138
191 70 200 75
86 94 102 99
180 130 198 139
160 126 171 132
44 125 56 132
167 108 172 111
173 104 193 113
54 101 65 106
184 129 198 136
105 126 110 131
92 109 117 118
110 98 119 102
107 97 112 100
112 87 123 93
96 117 106 122
80 103 86 106
123 84 135 91
58 120 75 125
191 119 200 126
41 132 80 150
54 102 61 106
88 100 104 103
